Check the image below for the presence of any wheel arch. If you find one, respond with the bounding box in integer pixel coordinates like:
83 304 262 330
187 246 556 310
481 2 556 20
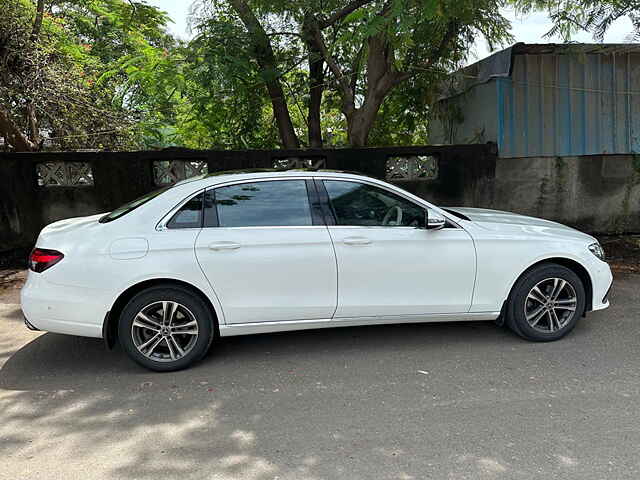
505 257 593 314
103 278 220 349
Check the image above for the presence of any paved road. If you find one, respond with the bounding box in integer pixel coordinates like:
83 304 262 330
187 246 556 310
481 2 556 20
1 274 639 480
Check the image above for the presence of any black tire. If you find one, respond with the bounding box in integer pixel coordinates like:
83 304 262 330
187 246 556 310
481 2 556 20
118 285 215 372
505 263 586 342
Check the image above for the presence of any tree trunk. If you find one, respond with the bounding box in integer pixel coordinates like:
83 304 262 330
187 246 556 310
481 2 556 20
345 95 385 147
0 105 37 151
26 101 40 145
229 0 300 149
31 0 45 42
308 7 401 148
305 21 324 148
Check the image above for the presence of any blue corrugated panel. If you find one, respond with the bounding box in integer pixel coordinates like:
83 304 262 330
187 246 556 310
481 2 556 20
495 49 640 157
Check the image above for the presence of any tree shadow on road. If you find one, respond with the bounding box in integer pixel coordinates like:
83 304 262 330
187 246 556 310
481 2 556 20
0 320 536 479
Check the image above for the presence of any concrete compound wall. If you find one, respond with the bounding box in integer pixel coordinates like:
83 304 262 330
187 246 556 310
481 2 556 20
388 154 640 234
0 144 495 250
0 147 638 252
490 155 640 233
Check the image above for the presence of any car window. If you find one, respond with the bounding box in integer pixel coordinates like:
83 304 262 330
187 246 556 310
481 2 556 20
211 180 313 227
99 186 171 223
323 180 425 227
167 192 204 229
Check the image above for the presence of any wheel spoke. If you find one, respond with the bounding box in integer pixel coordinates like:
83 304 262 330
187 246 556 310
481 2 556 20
165 337 177 360
554 304 576 311
141 334 164 357
547 278 559 300
555 298 577 305
167 335 185 359
547 310 556 332
136 312 161 329
550 309 562 330
133 316 161 332
162 301 178 326
528 308 547 327
173 319 197 329
528 286 548 304
174 328 198 335
551 279 566 300
172 320 198 335
138 333 160 350
526 305 546 321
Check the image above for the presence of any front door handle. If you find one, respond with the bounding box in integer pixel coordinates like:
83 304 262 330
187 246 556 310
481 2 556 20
208 241 241 251
343 236 372 246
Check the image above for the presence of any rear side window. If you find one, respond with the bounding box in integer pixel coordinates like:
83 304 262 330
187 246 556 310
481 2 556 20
167 192 204 229
210 180 313 227
99 186 171 223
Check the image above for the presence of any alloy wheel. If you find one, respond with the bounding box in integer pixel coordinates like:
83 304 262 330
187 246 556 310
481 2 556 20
524 277 578 333
131 301 199 362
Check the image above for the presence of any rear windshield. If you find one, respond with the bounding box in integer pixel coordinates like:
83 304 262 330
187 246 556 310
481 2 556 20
99 186 172 223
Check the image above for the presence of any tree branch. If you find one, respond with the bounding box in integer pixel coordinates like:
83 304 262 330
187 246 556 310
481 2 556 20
430 20 461 65
319 0 377 29
349 42 365 96
305 20 355 115
266 31 302 38
390 20 462 86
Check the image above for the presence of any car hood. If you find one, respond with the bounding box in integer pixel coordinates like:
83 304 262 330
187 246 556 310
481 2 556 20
446 207 595 242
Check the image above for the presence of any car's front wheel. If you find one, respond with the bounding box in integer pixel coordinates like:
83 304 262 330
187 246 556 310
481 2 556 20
118 285 215 371
506 263 586 341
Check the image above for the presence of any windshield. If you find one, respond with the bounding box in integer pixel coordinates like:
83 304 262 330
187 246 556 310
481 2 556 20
99 186 172 223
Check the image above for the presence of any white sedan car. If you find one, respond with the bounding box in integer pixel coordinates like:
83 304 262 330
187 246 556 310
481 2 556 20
21 170 612 371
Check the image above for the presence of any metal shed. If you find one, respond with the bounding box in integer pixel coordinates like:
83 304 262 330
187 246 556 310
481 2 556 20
432 43 640 158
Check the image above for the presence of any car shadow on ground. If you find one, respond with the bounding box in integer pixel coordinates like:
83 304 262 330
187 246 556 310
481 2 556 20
1 320 513 386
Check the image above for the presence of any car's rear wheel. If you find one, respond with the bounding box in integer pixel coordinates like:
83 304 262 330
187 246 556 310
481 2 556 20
506 264 586 341
118 285 214 371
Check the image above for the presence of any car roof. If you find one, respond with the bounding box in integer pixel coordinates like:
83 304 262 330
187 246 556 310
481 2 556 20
175 169 376 189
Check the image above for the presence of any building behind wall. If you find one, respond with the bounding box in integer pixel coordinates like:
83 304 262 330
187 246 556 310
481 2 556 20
431 42 640 233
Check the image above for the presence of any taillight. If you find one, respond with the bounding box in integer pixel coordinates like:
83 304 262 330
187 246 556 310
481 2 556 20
29 248 64 273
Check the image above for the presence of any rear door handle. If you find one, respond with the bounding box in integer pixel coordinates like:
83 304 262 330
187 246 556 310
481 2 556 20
343 236 371 246
208 241 241 251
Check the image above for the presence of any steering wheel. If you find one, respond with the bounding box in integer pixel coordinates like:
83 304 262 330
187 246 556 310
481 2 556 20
382 205 403 226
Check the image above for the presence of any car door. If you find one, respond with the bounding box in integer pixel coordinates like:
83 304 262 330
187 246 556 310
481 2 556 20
195 178 337 325
319 179 476 318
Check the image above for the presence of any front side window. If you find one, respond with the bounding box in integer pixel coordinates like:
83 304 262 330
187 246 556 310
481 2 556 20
324 180 425 227
212 180 313 227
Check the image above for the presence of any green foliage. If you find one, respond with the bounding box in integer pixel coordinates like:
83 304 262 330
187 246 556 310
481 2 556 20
0 0 176 151
511 0 640 41
186 0 512 147
0 0 519 151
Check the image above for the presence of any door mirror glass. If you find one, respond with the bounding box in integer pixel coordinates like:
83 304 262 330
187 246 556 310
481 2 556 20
426 209 446 230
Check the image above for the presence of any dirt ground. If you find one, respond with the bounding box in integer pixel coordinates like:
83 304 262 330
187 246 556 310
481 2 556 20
597 235 640 273
0 270 25 304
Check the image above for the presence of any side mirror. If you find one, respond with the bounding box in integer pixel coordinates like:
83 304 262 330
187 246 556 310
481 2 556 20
425 209 446 230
